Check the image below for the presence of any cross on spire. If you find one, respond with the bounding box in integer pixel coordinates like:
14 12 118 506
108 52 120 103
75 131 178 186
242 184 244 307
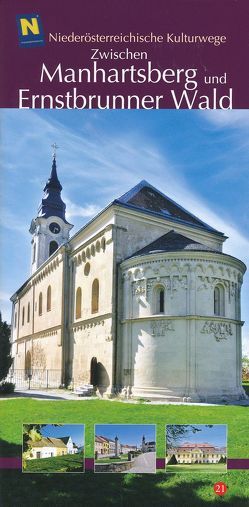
51 143 59 158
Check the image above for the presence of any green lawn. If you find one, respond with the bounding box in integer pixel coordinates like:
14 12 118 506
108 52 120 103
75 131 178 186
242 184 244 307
24 452 84 473
167 463 227 473
1 398 249 506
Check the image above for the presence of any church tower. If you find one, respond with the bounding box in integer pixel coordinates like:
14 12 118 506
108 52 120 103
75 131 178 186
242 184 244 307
29 146 73 274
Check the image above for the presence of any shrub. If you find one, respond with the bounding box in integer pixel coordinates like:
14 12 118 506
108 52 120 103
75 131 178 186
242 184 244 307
167 454 178 465
0 381 15 394
0 313 12 381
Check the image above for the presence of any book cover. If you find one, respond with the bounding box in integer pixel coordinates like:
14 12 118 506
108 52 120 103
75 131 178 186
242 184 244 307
0 1 249 505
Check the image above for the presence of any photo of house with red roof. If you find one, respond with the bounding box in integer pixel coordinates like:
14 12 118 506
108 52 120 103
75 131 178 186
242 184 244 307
166 424 227 473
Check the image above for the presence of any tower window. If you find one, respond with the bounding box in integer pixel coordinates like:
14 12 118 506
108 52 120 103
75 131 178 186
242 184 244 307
38 292 43 316
76 287 82 319
49 241 58 256
159 289 165 313
92 279 99 313
214 285 225 316
22 307 25 326
14 311 17 328
33 243 36 264
47 285 51 312
155 286 165 314
27 302 30 323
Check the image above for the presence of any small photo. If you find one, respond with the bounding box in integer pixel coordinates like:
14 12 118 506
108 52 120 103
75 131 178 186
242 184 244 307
22 424 85 473
166 424 227 473
94 424 156 473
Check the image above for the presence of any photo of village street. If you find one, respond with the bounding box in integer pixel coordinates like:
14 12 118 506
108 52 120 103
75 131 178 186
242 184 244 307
94 425 156 473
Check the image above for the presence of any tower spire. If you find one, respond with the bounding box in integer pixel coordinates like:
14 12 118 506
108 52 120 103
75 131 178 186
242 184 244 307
38 150 66 220
44 155 62 192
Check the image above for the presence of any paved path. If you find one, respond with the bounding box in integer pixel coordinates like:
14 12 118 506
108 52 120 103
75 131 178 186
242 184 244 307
1 390 248 406
126 452 156 473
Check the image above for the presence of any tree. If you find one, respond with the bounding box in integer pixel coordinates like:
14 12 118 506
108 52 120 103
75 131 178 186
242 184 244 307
242 356 249 381
166 425 213 450
218 456 227 464
23 424 62 452
167 454 178 465
219 456 225 464
0 312 12 381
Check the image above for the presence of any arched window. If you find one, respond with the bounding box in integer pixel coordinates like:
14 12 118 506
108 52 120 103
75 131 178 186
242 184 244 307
49 240 58 256
47 285 51 312
27 302 30 323
76 287 82 319
33 243 36 263
92 279 99 313
38 292 43 316
22 306 25 326
214 285 225 316
155 286 165 314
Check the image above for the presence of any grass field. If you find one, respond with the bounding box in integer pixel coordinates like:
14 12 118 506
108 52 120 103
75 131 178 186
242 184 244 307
1 397 249 506
24 452 84 473
167 463 227 473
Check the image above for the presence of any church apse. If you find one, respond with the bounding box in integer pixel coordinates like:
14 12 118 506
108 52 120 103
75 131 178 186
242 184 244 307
120 229 246 402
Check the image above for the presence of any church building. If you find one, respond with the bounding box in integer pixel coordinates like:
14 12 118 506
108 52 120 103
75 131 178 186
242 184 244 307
10 152 247 402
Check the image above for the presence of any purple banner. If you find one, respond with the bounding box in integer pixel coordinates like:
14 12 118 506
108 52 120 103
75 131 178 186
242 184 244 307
2 457 249 470
1 0 249 108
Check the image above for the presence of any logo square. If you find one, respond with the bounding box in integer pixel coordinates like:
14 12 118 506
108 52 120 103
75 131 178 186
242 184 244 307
16 14 45 48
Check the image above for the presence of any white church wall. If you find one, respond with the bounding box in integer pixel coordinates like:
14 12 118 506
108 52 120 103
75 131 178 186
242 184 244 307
70 227 115 392
72 233 113 322
33 254 63 334
196 320 241 395
15 285 33 341
129 319 186 389
72 317 113 391
14 333 63 372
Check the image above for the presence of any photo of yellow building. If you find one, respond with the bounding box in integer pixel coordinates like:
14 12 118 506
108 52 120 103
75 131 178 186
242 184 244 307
166 424 227 473
22 424 84 473
167 442 226 465
26 436 78 460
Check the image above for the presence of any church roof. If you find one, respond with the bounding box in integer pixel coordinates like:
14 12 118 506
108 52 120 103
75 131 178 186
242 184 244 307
35 155 69 224
130 230 221 258
113 180 223 236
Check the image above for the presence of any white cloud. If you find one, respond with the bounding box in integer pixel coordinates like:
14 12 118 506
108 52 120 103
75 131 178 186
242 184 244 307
202 109 249 128
64 197 101 219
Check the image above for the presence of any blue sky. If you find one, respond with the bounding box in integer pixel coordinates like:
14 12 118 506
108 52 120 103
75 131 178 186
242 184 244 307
95 424 156 446
41 424 84 447
0 109 248 353
166 424 227 448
